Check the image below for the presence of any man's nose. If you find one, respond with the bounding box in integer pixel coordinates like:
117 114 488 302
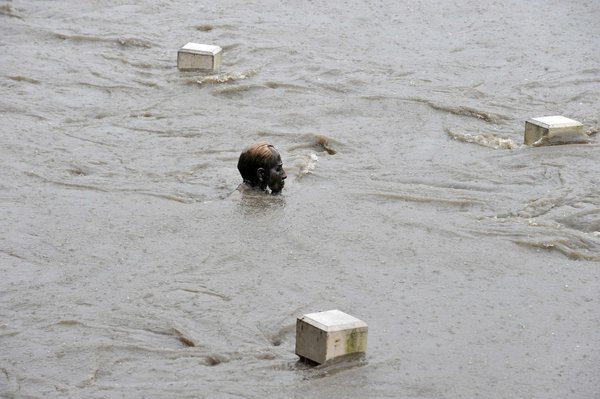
282 169 287 179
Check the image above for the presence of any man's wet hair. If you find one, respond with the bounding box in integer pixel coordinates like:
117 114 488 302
237 142 276 182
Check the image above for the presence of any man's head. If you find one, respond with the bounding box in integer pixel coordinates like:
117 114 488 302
238 142 287 193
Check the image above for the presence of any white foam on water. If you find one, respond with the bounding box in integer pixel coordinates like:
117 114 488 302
196 70 256 85
447 130 520 150
297 153 318 177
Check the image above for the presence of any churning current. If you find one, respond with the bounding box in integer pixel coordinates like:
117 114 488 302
1 0 599 398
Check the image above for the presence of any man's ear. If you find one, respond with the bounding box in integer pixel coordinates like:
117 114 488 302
256 167 265 182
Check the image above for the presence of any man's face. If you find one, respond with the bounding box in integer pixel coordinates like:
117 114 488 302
266 150 286 193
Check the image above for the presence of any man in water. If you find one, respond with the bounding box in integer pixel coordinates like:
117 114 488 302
237 142 287 194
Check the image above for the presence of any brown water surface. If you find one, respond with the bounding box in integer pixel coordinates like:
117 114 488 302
1 0 599 398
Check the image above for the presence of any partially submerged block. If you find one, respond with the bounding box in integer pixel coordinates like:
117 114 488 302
524 115 587 146
296 309 368 364
177 42 222 71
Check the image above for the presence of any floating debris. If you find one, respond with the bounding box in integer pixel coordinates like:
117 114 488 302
195 24 214 32
173 328 196 347
315 135 337 155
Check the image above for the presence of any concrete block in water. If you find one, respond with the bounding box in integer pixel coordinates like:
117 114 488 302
177 42 222 71
295 309 368 364
524 116 587 146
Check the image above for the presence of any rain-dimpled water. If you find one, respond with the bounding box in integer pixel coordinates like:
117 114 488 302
1 0 599 398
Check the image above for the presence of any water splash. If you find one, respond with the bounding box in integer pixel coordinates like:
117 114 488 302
195 70 256 85
297 153 318 177
446 129 519 149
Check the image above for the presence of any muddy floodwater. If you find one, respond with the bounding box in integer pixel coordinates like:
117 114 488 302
1 0 599 398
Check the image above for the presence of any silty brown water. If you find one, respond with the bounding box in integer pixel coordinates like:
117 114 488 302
1 0 599 397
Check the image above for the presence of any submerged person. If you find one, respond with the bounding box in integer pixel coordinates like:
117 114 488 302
237 142 287 194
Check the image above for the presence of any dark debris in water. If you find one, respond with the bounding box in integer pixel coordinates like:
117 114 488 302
264 81 307 92
409 97 505 123
287 134 339 155
177 336 195 347
195 24 214 32
8 76 40 84
315 135 337 155
57 320 84 326
205 354 225 366
173 328 196 347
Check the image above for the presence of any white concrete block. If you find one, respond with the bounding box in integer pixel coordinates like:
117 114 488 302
295 309 368 364
177 42 222 71
524 115 587 146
